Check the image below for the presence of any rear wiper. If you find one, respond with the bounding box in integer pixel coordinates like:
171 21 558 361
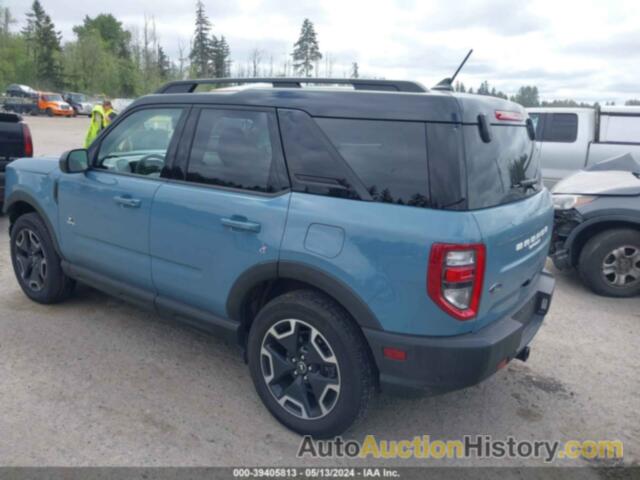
511 178 539 191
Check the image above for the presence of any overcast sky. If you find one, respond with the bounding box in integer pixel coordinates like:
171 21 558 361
5 0 640 103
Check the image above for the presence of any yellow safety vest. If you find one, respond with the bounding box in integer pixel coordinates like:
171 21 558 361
84 105 117 148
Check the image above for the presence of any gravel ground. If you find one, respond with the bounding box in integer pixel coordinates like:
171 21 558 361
0 117 637 470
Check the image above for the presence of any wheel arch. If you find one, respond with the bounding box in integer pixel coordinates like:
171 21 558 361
569 216 640 266
227 261 383 346
4 192 62 257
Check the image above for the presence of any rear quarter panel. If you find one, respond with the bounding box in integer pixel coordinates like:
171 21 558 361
471 190 554 332
280 193 483 336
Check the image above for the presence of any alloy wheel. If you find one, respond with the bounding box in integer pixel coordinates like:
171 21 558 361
602 245 640 288
14 228 48 292
260 318 341 420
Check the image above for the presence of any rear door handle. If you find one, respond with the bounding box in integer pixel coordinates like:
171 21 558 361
113 195 141 208
221 216 261 233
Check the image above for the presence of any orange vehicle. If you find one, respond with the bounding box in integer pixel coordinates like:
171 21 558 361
37 92 74 117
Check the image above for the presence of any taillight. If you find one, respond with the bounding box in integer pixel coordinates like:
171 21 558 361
428 243 486 321
21 123 33 157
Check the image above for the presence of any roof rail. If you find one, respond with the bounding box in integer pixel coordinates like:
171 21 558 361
155 78 428 94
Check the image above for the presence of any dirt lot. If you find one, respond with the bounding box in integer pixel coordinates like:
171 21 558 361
0 117 637 470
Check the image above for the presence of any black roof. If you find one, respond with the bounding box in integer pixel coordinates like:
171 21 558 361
130 78 526 124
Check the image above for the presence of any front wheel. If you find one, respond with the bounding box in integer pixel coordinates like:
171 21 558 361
10 213 75 304
578 229 640 297
247 290 375 438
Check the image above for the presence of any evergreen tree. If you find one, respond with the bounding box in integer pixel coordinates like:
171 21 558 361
291 18 322 77
212 35 231 77
22 1 62 88
37 12 62 86
454 81 466 92
190 0 213 77
512 85 540 107
22 0 45 63
157 45 171 80
350 62 359 79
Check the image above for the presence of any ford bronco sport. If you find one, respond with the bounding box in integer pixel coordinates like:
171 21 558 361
4 78 555 437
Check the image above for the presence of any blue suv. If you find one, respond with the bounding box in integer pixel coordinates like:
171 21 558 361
4 78 555 437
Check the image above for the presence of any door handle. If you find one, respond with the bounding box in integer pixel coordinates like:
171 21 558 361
113 195 141 208
221 216 261 233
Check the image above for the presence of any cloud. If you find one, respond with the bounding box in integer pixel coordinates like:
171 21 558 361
422 0 545 35
4 0 640 103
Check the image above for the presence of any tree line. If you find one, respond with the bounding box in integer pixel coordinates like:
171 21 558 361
1 0 637 106
454 82 639 108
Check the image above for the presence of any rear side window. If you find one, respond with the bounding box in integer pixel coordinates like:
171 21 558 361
316 118 430 207
533 113 578 143
186 109 285 192
278 109 362 199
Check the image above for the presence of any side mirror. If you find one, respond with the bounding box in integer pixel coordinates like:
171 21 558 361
59 149 89 173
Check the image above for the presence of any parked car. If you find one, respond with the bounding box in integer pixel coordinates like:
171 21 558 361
0 112 33 207
550 153 640 297
2 84 38 115
36 92 74 117
62 92 93 116
3 77 555 437
528 106 640 188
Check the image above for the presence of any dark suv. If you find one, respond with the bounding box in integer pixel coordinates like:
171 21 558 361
4 78 555 437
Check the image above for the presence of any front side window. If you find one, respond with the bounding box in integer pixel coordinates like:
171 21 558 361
316 118 430 207
186 109 284 192
96 108 184 177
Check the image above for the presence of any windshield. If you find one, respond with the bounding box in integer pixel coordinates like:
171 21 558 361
69 94 86 103
464 124 541 209
43 94 63 102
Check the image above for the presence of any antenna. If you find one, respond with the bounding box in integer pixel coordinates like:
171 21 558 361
433 49 473 91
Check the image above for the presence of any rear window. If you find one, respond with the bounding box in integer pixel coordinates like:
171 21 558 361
316 118 430 207
464 124 541 209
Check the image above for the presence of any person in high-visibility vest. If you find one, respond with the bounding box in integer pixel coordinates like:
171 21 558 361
84 100 117 148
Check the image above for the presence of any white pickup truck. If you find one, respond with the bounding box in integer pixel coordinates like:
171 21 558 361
528 106 640 187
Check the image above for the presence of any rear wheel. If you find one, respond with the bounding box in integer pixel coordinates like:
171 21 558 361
10 213 75 304
247 290 374 438
578 229 640 297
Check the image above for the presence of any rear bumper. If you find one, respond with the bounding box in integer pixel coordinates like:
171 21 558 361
363 270 555 395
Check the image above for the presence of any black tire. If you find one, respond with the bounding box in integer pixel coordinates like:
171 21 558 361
578 228 640 297
247 289 375 438
10 213 75 304
46 108 54 117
